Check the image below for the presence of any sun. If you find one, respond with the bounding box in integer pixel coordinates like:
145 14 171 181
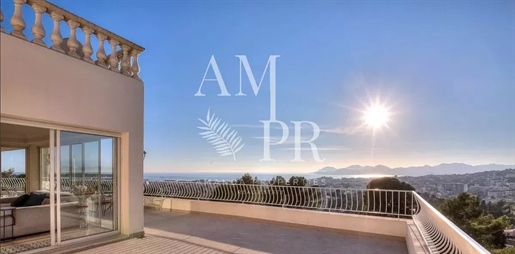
362 103 390 131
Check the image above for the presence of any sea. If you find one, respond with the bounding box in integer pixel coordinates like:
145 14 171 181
143 172 392 182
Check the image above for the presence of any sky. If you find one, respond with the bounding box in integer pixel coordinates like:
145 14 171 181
1 1 514 174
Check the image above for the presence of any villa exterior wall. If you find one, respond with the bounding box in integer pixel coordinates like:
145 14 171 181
0 33 144 236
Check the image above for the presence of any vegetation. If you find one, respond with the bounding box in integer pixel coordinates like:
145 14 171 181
1 168 25 178
365 177 416 216
439 193 512 250
1 168 15 178
491 247 515 254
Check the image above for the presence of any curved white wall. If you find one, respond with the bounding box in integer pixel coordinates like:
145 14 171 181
0 33 144 236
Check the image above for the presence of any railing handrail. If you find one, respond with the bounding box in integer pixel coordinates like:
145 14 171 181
143 180 415 193
0 178 494 253
1 0 144 79
26 0 144 52
412 191 490 254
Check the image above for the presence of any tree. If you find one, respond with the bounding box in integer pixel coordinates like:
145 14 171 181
288 176 307 186
440 193 511 249
270 175 286 186
485 201 512 219
365 177 416 216
366 177 415 191
235 173 257 185
440 193 482 228
419 192 445 208
1 168 15 178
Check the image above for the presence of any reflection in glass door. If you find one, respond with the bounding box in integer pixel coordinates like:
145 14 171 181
58 131 118 242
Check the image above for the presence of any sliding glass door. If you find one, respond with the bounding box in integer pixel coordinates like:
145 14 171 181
49 130 118 245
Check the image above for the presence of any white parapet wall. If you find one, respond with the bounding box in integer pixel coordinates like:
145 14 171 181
143 196 411 241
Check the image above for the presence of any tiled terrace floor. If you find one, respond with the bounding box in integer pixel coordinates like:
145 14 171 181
78 209 408 254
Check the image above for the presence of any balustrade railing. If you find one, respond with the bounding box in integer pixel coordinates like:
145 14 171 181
0 178 113 197
143 181 417 217
0 178 491 253
0 178 26 197
143 181 490 254
412 192 490 254
0 0 144 79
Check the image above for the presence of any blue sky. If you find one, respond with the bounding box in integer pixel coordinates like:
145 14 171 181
1 1 514 174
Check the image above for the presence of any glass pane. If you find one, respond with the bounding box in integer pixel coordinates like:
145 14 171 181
1 149 27 197
59 131 117 241
60 146 71 193
40 147 50 191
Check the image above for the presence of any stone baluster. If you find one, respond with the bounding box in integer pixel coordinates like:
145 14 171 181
10 0 27 40
82 27 94 63
130 49 141 80
95 33 108 68
1 8 5 33
108 39 119 72
31 4 46 46
121 45 131 76
66 20 80 58
50 12 64 53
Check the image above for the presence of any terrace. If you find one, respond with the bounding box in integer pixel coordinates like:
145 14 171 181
76 209 408 254
1 179 490 254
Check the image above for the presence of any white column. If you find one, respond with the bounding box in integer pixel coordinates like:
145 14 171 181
108 39 120 72
66 19 80 58
10 0 27 40
121 45 131 76
82 26 95 63
31 3 47 46
95 33 108 68
130 50 141 80
50 12 64 53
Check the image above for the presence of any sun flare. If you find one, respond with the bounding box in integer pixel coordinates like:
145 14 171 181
362 103 390 131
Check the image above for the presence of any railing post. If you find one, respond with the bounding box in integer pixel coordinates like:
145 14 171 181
50 12 64 53
66 19 81 58
30 3 46 46
108 39 120 72
82 26 95 63
11 0 27 40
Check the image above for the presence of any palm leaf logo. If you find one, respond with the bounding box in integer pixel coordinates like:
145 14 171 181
197 108 244 161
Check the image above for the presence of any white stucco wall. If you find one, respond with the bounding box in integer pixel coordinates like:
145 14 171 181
0 33 144 236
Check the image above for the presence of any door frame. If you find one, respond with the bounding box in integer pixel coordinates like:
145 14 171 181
1 116 122 247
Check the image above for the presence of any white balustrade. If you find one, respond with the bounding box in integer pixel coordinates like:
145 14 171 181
10 0 26 40
50 12 64 53
82 26 95 63
0 176 489 253
131 50 141 80
108 39 120 72
121 45 131 76
95 33 108 68
30 3 46 46
1 0 144 79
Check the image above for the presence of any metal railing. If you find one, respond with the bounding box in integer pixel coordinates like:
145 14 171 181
412 192 490 254
0 178 26 197
0 178 113 197
143 181 417 217
143 181 490 254
0 178 492 253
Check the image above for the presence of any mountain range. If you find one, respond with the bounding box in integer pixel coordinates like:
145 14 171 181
312 163 515 177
